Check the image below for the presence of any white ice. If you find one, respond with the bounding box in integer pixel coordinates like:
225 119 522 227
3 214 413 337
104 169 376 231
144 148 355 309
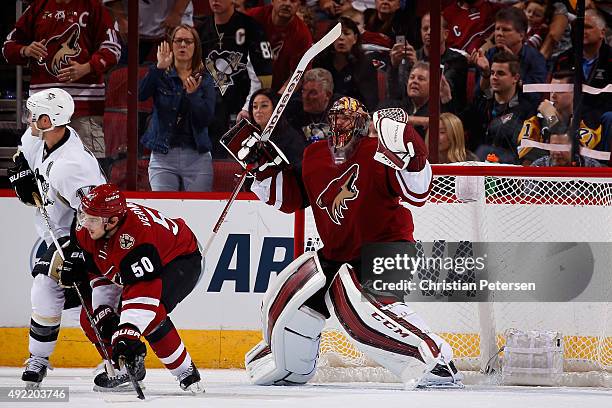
0 367 610 408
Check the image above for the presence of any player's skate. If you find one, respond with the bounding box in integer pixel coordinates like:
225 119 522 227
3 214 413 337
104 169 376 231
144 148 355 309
417 360 464 389
22 355 51 389
177 362 205 394
93 356 146 392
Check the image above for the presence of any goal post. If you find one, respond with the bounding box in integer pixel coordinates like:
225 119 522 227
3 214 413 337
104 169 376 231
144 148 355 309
295 163 612 386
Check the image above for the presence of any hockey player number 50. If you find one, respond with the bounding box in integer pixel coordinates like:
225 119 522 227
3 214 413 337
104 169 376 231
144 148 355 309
131 256 155 278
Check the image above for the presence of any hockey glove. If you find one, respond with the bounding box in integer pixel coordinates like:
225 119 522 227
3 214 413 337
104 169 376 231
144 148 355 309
372 110 427 172
220 119 290 172
57 245 87 288
111 324 147 366
7 150 41 206
92 305 120 345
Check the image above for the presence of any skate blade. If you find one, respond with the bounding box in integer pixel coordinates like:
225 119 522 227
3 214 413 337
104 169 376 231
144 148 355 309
416 380 465 389
93 381 146 393
184 381 206 394
24 381 42 390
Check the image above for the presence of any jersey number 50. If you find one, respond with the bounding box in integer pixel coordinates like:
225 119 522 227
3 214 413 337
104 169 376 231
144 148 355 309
131 256 155 278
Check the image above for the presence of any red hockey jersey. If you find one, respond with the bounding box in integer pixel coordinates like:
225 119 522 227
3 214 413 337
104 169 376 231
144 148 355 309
252 138 433 261
442 0 505 54
76 203 198 334
2 0 120 117
246 5 313 90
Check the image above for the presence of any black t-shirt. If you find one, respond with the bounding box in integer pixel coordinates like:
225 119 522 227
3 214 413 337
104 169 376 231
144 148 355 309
199 12 273 115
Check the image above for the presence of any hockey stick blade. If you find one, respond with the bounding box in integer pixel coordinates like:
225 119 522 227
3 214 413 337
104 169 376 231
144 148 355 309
260 22 341 142
121 357 145 400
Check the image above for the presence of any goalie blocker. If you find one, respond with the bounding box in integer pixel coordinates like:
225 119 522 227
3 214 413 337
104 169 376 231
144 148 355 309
220 119 290 173
245 251 462 387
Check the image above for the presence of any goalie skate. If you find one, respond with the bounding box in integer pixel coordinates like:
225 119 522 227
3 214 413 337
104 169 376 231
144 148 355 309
416 361 464 389
92 356 146 393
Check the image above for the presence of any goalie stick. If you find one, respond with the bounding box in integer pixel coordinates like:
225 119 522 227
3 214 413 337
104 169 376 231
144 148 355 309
260 22 341 142
33 178 144 400
202 23 342 256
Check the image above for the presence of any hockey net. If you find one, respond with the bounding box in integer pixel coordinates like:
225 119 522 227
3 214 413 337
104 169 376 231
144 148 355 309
296 163 612 386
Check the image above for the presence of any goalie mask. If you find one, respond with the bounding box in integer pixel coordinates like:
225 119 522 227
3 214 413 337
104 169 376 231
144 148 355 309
25 88 74 136
328 97 370 164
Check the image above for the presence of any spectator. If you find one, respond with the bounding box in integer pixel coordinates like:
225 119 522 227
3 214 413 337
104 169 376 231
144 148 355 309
553 9 611 145
387 13 468 108
517 70 605 164
248 88 306 167
524 0 552 51
104 0 194 63
536 0 599 61
313 17 379 110
363 0 420 48
318 0 354 20
3 0 121 170
443 0 506 54
247 0 313 91
286 68 337 145
531 127 603 167
427 112 479 163
199 0 273 158
380 61 454 138
139 25 216 191
466 51 535 163
471 6 547 110
341 7 393 51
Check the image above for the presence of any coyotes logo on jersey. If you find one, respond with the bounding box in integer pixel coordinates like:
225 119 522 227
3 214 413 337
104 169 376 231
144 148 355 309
316 164 360 225
37 23 81 76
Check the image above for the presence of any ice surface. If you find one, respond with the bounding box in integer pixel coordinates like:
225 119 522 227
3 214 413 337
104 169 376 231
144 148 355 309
0 367 609 408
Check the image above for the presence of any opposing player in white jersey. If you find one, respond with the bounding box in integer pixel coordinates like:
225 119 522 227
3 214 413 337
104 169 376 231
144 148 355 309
7 88 106 388
232 97 463 388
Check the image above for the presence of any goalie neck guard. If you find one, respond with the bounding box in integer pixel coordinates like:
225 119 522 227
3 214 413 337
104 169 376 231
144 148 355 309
327 97 370 165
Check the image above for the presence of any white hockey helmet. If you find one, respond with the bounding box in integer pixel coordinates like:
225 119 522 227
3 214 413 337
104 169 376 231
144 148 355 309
26 88 74 128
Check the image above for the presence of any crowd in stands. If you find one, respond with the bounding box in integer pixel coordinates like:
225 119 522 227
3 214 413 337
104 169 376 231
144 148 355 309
2 0 612 192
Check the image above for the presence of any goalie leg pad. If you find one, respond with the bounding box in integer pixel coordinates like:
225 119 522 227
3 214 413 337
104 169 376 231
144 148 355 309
325 265 443 383
246 252 327 385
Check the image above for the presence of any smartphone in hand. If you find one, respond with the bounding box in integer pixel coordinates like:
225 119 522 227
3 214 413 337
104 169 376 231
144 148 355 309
191 67 207 80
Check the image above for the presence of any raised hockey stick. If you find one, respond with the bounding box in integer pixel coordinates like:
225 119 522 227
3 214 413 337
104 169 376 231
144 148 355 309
260 22 341 142
203 24 342 256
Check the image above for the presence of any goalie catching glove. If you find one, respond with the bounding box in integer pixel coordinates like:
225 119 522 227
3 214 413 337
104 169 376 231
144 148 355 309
220 119 290 175
372 109 428 172
7 150 41 206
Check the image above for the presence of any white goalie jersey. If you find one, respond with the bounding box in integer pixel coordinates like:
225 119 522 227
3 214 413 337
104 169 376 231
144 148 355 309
19 127 106 243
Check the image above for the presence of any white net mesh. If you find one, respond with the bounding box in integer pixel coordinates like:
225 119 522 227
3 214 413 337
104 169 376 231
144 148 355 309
302 163 612 385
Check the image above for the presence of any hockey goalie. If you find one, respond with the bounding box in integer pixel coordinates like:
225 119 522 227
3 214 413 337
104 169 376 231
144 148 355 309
225 96 463 388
